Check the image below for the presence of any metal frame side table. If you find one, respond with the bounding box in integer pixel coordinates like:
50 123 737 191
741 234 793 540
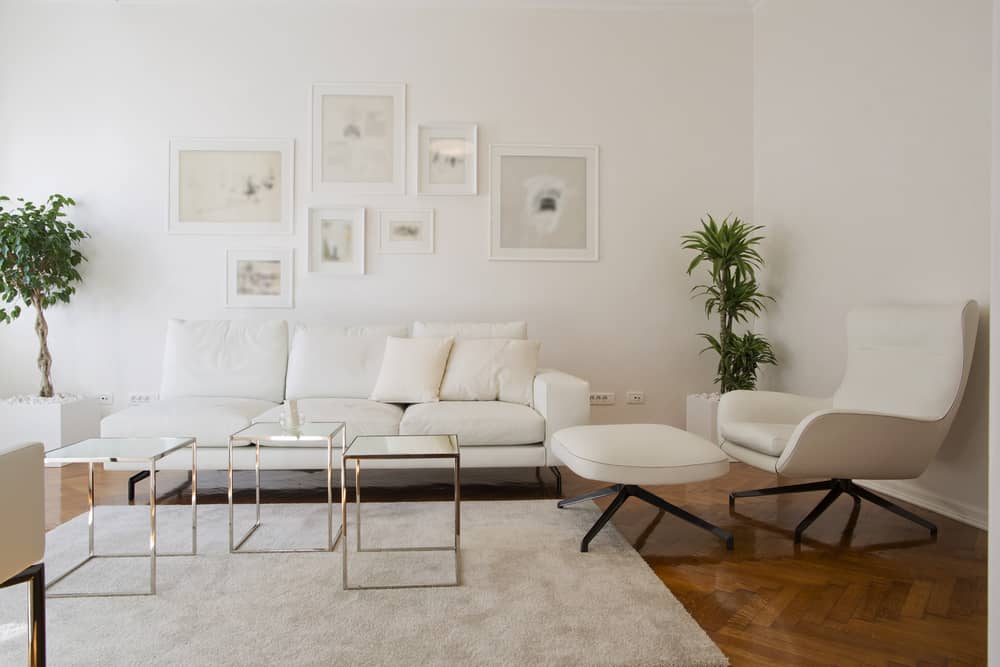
228 421 345 554
342 434 461 590
44 437 198 598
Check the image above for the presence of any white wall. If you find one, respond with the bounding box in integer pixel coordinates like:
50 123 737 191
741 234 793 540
989 0 998 658
754 0 993 527
0 2 754 425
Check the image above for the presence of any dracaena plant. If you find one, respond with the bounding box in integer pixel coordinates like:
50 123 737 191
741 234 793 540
0 195 89 398
682 214 776 393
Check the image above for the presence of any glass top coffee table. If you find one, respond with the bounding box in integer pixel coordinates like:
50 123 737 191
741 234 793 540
228 421 346 554
342 434 461 590
44 436 197 597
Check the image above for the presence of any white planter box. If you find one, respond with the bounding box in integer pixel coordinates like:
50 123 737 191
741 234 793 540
0 397 101 463
686 393 720 445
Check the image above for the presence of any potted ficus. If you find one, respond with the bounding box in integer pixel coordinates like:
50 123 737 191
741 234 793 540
682 214 777 443
0 194 100 453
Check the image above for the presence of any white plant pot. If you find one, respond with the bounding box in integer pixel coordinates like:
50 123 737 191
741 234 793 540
685 393 721 445
0 396 101 465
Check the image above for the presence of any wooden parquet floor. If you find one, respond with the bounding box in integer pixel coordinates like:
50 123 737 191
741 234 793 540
44 462 987 666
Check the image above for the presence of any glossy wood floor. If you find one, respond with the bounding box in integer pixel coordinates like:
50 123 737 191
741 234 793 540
44 462 987 666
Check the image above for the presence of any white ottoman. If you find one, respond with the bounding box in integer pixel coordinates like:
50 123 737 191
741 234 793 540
552 424 733 552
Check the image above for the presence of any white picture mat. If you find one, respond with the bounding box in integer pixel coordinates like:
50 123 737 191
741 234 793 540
489 144 599 262
169 138 294 235
417 123 477 195
311 82 406 195
308 207 366 274
378 209 435 254
226 248 294 308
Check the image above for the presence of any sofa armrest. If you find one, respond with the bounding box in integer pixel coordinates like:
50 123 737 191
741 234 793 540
0 442 45 581
533 369 590 466
718 390 830 431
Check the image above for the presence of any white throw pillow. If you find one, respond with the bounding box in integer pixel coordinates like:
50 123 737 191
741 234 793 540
370 337 454 404
439 339 540 405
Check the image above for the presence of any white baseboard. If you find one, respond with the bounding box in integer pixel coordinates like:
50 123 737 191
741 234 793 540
856 480 988 531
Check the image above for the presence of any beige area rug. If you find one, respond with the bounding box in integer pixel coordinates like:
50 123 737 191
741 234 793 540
0 500 727 666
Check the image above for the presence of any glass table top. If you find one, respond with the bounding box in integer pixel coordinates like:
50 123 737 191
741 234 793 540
45 437 195 463
345 434 459 459
230 421 345 444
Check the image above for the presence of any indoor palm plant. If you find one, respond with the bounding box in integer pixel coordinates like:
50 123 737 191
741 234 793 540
681 214 776 441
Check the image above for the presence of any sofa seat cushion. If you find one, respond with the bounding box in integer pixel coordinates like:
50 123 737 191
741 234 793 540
399 401 544 446
253 399 403 446
100 397 278 448
719 421 796 457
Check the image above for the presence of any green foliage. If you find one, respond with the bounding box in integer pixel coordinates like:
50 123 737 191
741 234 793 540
682 214 776 393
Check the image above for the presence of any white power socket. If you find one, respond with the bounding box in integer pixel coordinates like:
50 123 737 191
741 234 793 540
626 391 645 404
128 392 158 406
97 393 114 405
589 392 615 406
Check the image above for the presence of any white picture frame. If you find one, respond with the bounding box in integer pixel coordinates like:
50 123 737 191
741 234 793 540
489 144 599 262
225 248 294 308
417 123 478 195
169 138 294 235
378 209 435 254
312 82 406 195
308 207 366 274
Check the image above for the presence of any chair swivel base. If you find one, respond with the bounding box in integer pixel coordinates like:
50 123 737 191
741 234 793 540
729 478 938 543
559 484 734 553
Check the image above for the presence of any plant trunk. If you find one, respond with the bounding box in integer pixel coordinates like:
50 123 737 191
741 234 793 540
33 296 54 398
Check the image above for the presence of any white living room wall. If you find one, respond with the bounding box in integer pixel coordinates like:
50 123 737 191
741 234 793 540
754 0 993 527
0 2 754 426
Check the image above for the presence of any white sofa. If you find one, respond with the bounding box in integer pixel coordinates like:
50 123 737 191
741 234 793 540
102 319 590 490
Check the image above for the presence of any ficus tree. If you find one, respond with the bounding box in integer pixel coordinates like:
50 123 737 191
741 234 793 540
682 214 776 393
0 195 89 398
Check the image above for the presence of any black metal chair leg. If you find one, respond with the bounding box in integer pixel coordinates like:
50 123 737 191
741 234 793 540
850 483 938 536
729 479 836 507
631 485 734 550
794 487 843 542
558 484 622 509
127 470 151 502
549 466 562 496
30 563 45 667
580 486 631 552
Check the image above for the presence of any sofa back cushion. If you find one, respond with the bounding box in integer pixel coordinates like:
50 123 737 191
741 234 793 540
285 324 409 399
439 339 540 405
412 321 527 339
160 319 288 403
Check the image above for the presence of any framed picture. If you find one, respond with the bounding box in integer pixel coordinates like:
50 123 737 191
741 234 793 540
417 123 477 195
169 138 294 235
489 144 599 262
226 248 294 308
308 207 366 274
378 209 435 254
312 82 406 195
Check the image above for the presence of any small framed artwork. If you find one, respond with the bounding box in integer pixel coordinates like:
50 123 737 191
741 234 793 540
308 207 366 274
226 248 294 308
169 138 294 235
312 82 406 195
417 123 477 195
489 144 599 262
378 209 435 254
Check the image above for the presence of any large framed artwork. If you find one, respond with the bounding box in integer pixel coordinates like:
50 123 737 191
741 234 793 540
489 144 599 262
169 138 294 235
312 82 406 195
417 123 477 195
377 209 435 254
308 207 366 274
225 248 294 308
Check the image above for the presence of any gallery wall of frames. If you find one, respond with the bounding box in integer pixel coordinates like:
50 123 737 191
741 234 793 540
169 83 600 308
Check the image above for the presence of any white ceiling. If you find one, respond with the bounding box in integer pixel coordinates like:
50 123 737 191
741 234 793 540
89 0 757 10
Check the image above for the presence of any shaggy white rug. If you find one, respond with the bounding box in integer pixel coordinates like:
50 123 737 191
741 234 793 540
0 500 727 666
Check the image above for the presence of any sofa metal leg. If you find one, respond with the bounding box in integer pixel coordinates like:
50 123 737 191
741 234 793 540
794 486 843 542
558 484 622 509
729 479 836 507
0 562 46 666
127 470 151 502
849 482 938 537
549 466 562 496
631 485 734 550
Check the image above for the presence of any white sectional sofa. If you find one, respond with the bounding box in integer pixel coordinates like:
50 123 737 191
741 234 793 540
101 319 590 493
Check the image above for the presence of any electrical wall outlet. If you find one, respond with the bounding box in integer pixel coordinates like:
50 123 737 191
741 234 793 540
589 392 615 406
128 392 158 406
97 393 114 405
626 391 645 405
